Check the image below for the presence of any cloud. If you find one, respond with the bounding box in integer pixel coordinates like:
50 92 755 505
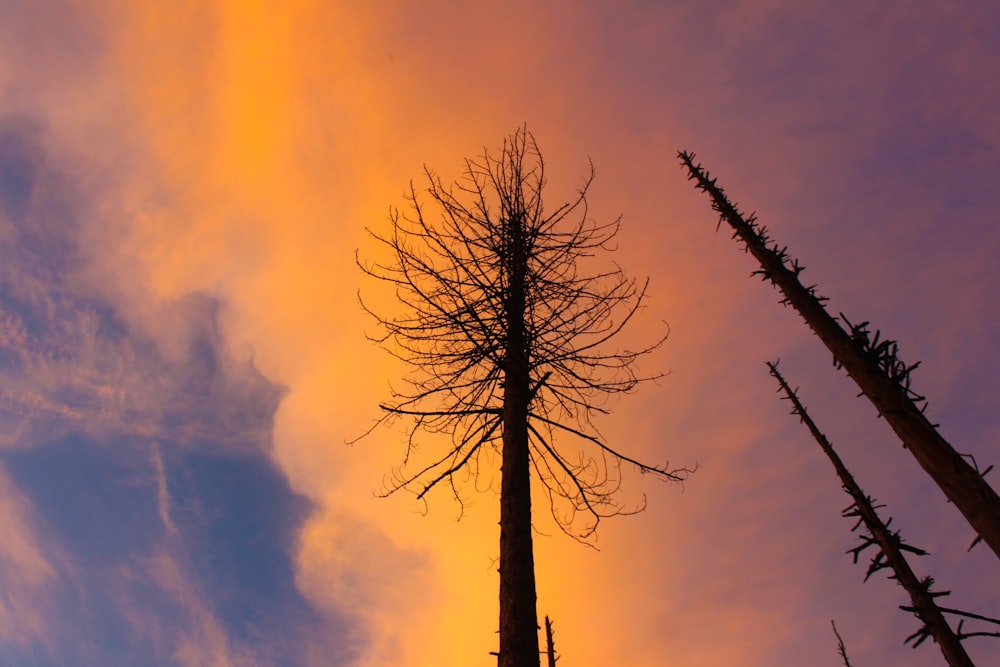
0 464 55 651
151 444 178 537
0 428 350 666
2 1 998 666
112 552 242 667
0 111 348 666
0 9 408 663
294 507 435 667
0 116 284 448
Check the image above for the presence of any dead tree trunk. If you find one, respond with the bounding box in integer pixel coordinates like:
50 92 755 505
679 151 1000 562
544 616 559 667
768 362 974 667
831 620 855 667
498 210 541 667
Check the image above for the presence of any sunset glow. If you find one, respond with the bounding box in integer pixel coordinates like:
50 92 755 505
1 2 998 666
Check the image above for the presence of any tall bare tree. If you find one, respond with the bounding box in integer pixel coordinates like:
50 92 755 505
357 129 690 667
679 151 1000 562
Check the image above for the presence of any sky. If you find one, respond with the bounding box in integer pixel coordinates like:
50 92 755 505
1 2 998 666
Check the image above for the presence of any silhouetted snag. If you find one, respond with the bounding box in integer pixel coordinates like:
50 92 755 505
831 620 855 667
357 129 691 667
544 615 559 667
768 362 987 667
679 150 1000 562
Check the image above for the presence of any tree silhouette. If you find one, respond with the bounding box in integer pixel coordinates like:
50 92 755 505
679 151 1000 562
831 620 855 667
544 615 559 667
768 362 988 667
357 128 690 667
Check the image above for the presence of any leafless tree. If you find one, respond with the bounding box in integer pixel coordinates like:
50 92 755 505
357 128 691 667
680 151 1000 562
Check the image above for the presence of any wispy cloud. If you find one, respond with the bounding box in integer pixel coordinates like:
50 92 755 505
147 553 242 667
0 117 283 449
1 1 998 666
0 464 55 651
151 444 177 537
295 507 435 667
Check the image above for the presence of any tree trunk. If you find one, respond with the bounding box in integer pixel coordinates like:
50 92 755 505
544 616 558 667
498 213 541 667
499 376 539 667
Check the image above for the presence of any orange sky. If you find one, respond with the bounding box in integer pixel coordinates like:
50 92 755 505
2 2 999 666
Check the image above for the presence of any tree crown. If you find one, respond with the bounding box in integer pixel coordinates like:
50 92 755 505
357 128 690 537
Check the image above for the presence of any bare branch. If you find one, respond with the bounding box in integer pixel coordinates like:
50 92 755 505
357 129 690 536
358 129 690 667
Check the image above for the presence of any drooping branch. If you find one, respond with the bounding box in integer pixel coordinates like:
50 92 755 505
359 129 691 667
768 361 989 667
680 150 1000 562
356 132 691 534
